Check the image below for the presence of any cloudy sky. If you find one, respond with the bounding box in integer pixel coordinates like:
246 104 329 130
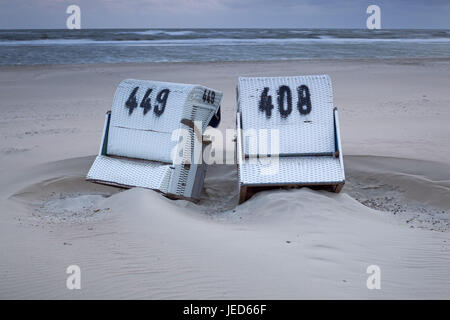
1 0 449 29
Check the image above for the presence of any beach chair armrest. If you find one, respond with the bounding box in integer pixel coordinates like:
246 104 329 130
334 107 345 178
180 118 212 146
208 105 221 128
236 112 244 164
99 111 111 156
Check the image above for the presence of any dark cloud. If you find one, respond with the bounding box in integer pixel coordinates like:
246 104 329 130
0 0 449 29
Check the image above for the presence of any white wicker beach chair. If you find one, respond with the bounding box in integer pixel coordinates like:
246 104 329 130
236 75 345 203
87 79 222 201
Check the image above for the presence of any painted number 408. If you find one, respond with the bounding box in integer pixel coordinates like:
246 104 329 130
259 85 312 118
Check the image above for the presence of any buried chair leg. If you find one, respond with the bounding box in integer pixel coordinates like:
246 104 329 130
334 183 344 193
238 185 248 204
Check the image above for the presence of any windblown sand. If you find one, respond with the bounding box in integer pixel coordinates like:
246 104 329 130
0 59 449 299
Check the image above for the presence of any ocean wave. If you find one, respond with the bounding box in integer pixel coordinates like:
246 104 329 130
1 29 450 65
2 37 450 46
117 29 196 36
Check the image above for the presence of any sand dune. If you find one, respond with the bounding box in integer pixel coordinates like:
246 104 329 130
0 154 448 299
0 59 449 299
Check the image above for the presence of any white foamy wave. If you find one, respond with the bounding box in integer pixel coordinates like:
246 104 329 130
118 29 196 36
0 39 99 46
2 36 450 47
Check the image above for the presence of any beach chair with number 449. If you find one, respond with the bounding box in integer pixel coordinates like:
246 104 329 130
87 79 222 201
236 75 345 203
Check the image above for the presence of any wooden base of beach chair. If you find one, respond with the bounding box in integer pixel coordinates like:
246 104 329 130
238 182 345 204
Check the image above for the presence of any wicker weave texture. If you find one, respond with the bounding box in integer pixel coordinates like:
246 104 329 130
107 79 193 163
239 156 344 186
238 75 335 156
107 79 222 163
87 155 172 192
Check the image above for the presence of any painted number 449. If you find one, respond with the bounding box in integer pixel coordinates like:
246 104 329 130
202 89 216 104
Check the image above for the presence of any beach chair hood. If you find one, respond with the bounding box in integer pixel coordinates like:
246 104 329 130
87 79 222 200
236 75 345 203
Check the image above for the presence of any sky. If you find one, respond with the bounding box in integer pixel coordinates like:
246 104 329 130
0 0 449 29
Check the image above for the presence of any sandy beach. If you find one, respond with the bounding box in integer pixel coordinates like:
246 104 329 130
1 58 449 299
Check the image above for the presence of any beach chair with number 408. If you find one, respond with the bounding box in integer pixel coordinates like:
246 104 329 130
236 75 345 203
87 79 222 201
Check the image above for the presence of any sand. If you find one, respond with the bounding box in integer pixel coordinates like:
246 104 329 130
0 59 449 299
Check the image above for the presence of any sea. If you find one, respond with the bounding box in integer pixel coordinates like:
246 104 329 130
1 28 450 65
